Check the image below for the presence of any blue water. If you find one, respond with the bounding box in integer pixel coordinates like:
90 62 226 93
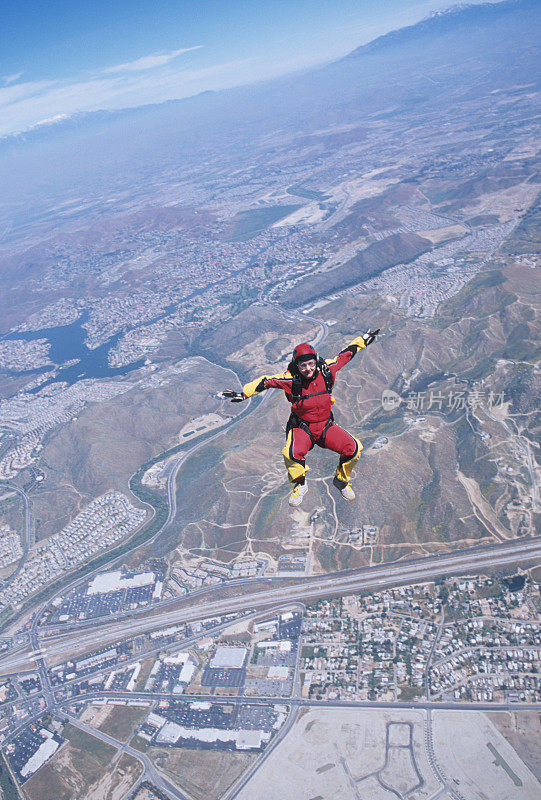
2 311 144 392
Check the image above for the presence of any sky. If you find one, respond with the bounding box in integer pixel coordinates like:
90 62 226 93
1 0 495 138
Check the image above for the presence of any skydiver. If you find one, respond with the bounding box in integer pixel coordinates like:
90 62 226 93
223 330 379 507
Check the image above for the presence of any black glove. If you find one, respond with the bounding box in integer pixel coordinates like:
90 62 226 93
363 328 380 347
222 389 245 403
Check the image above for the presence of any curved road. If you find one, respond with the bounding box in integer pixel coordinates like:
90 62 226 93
25 301 328 636
0 484 31 588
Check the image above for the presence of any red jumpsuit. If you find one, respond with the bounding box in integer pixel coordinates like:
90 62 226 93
242 338 365 486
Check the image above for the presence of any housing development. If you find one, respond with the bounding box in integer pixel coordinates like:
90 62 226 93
0 494 147 611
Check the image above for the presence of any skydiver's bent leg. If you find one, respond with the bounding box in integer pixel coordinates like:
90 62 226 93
322 424 362 487
282 428 313 484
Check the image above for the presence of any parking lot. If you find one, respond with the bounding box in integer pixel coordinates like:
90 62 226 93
201 665 246 687
8 727 64 784
160 700 235 730
49 567 165 623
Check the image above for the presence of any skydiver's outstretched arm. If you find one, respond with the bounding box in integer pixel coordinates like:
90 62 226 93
326 330 380 376
242 371 293 398
223 371 293 402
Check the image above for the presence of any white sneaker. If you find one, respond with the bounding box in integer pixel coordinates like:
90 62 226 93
340 483 355 501
289 482 308 507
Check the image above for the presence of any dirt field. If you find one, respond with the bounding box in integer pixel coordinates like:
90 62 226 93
85 753 142 800
97 705 148 742
23 723 114 800
432 710 540 800
236 708 440 800
178 413 226 441
23 731 141 800
488 712 541 781
416 224 468 244
146 746 255 800
235 708 541 800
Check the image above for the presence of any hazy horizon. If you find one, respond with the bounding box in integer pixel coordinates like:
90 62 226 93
2 0 498 138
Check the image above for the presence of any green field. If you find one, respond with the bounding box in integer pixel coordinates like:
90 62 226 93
63 722 116 761
287 185 329 201
99 706 148 742
0 753 19 800
398 685 425 701
230 205 300 241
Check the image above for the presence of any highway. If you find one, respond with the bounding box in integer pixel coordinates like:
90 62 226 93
9 684 539 746
1 536 539 674
47 689 541 716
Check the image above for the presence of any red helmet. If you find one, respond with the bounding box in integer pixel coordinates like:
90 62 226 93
293 343 317 363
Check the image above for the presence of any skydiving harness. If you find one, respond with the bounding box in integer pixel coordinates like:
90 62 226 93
287 412 335 447
290 357 334 403
286 358 335 446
